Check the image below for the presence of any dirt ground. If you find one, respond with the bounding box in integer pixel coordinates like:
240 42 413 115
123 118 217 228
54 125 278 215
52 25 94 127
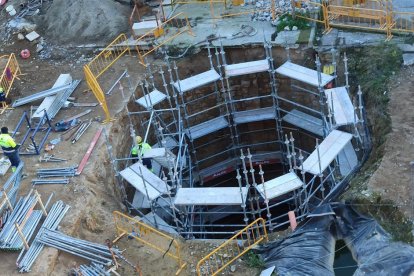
366 66 414 220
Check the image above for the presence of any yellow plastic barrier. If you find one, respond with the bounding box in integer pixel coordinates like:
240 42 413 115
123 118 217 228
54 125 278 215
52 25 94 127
83 34 130 122
113 211 187 275
135 12 194 66
86 34 130 80
196 218 268 276
0 53 21 114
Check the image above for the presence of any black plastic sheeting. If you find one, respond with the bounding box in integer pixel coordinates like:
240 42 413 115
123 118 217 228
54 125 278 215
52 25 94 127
255 203 414 276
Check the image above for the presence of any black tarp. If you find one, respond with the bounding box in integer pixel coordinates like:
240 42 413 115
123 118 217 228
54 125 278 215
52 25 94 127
255 203 414 276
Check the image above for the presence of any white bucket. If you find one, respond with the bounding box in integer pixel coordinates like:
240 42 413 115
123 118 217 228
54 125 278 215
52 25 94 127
6 5 17 16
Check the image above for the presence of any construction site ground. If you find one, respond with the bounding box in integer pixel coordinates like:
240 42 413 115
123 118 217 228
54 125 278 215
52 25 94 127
1 1 414 275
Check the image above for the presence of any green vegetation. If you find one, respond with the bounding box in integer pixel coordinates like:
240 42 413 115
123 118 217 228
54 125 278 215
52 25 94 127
243 251 266 269
275 13 311 32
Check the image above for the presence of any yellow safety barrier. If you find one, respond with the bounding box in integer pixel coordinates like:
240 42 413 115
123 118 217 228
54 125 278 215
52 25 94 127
211 0 276 20
83 33 130 122
294 0 330 31
196 218 268 276
113 211 187 275
0 53 21 114
84 66 113 123
86 33 130 80
135 12 194 65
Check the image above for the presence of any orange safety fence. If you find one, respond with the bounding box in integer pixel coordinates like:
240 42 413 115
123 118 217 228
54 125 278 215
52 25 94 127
135 12 194 65
196 218 268 276
113 211 187 275
294 0 329 31
0 53 21 113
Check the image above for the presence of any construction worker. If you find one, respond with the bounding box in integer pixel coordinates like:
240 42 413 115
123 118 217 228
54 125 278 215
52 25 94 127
131 136 152 170
0 87 5 103
0 127 20 172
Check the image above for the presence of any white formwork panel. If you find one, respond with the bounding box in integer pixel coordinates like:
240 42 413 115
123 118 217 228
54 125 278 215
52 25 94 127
187 116 228 139
120 162 169 201
233 107 275 124
143 148 176 168
302 130 353 175
137 212 178 235
224 60 270 77
282 109 324 136
135 89 167 109
276 61 335 87
324 86 358 126
256 172 303 200
174 187 248 206
132 20 160 36
173 69 220 93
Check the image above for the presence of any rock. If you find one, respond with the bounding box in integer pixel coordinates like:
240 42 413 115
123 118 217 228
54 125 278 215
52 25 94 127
292 26 298 31
397 44 414 53
17 33 25 40
36 44 44 53
230 265 236 272
403 53 414 66
284 26 290 31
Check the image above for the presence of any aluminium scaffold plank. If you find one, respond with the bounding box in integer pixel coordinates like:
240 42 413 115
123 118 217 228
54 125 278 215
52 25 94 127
324 86 358 126
174 187 248 206
256 172 303 200
120 162 169 201
337 141 358 177
187 116 228 139
233 107 275 124
136 212 178 235
132 20 161 36
276 61 335 87
173 69 220 93
282 109 324 136
302 130 353 175
224 59 270 77
135 89 167 109
143 148 176 168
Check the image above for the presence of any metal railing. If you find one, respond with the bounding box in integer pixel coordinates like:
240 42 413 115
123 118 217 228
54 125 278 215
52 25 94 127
113 211 187 275
196 218 268 276
135 12 194 65
0 53 21 114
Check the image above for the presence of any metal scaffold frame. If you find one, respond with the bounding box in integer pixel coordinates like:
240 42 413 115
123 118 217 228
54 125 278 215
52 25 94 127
107 44 371 239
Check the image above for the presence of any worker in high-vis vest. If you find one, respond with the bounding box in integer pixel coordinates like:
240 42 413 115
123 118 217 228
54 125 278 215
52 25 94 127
0 127 20 172
131 135 152 170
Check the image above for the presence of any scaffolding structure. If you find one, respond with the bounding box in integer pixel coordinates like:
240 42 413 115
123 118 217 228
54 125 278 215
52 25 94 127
112 44 371 239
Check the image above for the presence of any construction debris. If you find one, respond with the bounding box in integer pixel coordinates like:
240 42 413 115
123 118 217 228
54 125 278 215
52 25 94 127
38 154 67 163
71 120 92 144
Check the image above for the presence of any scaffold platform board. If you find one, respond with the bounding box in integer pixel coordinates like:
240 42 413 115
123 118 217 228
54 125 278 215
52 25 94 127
324 86 358 126
137 212 178 235
120 162 169 200
173 69 220 93
233 107 275 124
276 61 335 87
224 60 269 77
153 136 178 149
282 109 324 136
135 89 167 109
256 172 303 200
143 148 176 168
187 116 228 139
338 141 358 176
302 130 353 175
174 187 248 206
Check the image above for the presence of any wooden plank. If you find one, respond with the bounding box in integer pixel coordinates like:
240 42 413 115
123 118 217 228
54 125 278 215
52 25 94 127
75 128 102 175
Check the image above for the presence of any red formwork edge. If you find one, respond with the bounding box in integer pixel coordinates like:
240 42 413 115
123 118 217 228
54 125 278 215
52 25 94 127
76 128 103 175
